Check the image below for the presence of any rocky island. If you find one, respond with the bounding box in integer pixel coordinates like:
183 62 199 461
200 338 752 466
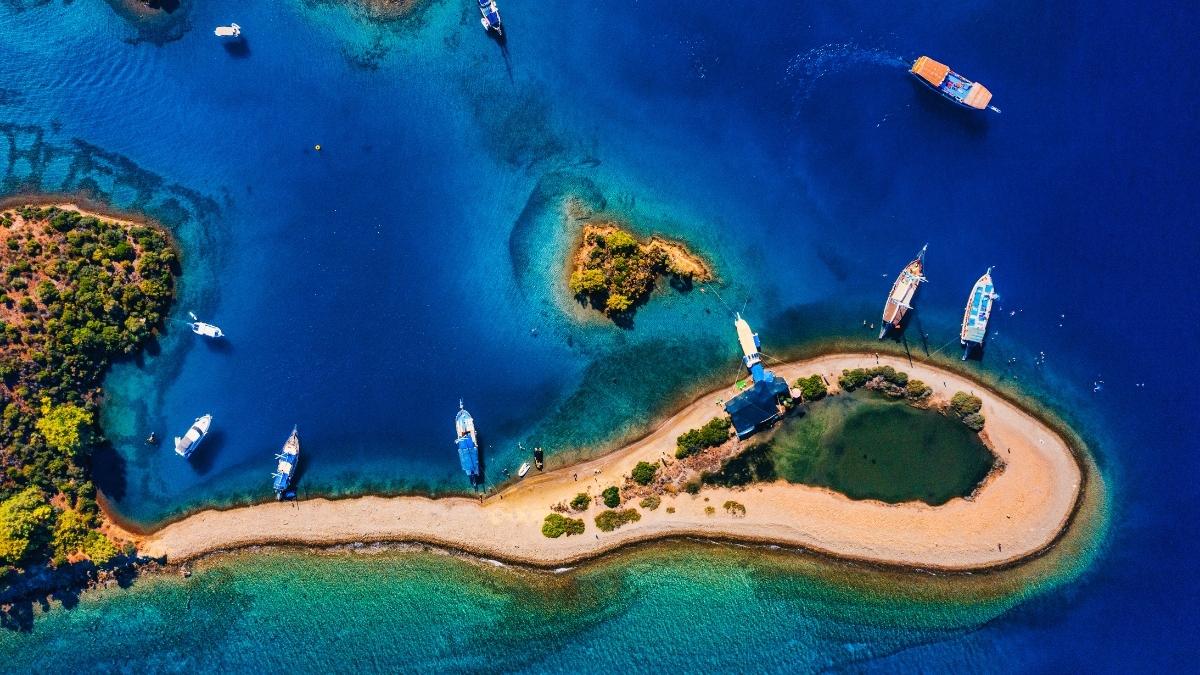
568 221 712 321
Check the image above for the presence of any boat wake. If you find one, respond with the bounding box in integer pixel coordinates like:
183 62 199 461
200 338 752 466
786 43 907 104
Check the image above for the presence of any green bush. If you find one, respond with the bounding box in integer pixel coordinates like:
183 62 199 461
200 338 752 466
594 508 641 532
794 374 827 401
605 231 638 252
568 268 606 295
962 413 986 432
570 492 590 511
605 293 632 313
839 366 910 391
675 417 732 459
723 500 747 517
601 486 621 508
950 392 983 417
631 461 658 485
905 380 933 400
541 513 586 538
639 496 661 511
0 487 54 566
683 479 701 495
704 506 715 516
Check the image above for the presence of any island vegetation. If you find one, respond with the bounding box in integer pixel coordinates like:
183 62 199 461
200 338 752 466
675 417 731 459
568 222 711 322
601 486 621 508
630 461 657 485
0 204 175 582
541 513 585 538
594 508 641 532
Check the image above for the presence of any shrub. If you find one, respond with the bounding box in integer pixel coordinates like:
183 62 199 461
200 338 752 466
601 486 621 508
36 402 93 454
905 380 933 400
568 268 606 295
675 417 732 459
665 507 676 514
950 392 983 417
839 368 870 390
839 366 910 391
605 231 638 252
594 508 641 532
723 500 747 517
962 413 986 432
0 487 54 566
639 496 661 511
631 461 657 485
570 492 590 512
704 506 715 516
683 479 701 495
541 513 585 538
605 293 632 313
794 374 827 402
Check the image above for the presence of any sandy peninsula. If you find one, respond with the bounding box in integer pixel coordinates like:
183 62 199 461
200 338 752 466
114 355 1082 571
121 354 1086 571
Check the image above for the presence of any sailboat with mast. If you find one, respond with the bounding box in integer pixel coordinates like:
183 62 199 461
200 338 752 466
272 426 301 500
455 400 481 488
879 244 928 339
960 268 999 360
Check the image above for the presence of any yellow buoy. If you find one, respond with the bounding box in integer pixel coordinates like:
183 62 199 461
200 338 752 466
314 144 321 151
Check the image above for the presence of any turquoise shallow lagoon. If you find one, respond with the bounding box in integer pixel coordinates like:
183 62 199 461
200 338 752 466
0 0 1197 670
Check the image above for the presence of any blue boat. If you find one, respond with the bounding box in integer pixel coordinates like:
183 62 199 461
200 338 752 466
272 426 301 499
960 268 999 360
455 401 481 487
477 0 502 36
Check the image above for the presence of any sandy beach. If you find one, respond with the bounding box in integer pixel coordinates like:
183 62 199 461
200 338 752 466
125 353 1084 571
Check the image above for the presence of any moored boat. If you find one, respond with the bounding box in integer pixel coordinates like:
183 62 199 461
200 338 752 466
455 400 481 487
272 426 301 499
879 244 928 339
517 462 530 478
533 446 544 471
910 56 998 112
188 312 224 338
174 414 212 459
960 268 999 360
214 23 241 38
477 0 502 35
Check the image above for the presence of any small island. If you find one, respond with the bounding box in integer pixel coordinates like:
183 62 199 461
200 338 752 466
568 222 712 321
0 203 175 584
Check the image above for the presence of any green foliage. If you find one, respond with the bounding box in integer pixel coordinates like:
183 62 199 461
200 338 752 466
604 231 638 252
568 268 606 295
601 486 621 508
905 380 933 400
838 366 910 391
722 500 747 517
962 412 986 432
639 496 661 511
683 479 702 495
594 508 641 532
541 513 586 538
604 293 632 313
675 416 732 459
704 506 715 515
794 374 827 402
0 487 54 565
950 392 983 417
665 507 676 514
36 402 93 454
570 492 590 511
631 461 658 485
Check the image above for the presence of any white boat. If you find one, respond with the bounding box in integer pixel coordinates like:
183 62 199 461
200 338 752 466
214 23 241 38
517 462 530 478
174 414 212 458
189 312 224 338
477 0 502 35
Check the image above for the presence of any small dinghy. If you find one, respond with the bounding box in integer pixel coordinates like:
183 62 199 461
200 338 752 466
214 23 241 38
189 312 225 338
517 462 530 478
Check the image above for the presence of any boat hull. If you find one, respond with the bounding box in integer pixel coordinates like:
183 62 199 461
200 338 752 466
273 428 301 496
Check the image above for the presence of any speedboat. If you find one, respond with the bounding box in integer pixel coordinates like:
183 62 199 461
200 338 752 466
189 311 224 338
517 462 530 478
477 0 502 35
214 23 241 38
174 414 212 459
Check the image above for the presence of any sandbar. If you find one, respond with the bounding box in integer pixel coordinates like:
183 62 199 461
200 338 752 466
123 353 1084 571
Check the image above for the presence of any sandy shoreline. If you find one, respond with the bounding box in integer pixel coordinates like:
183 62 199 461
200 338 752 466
114 353 1085 571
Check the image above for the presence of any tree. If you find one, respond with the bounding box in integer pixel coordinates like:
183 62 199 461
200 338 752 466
950 392 983 418
0 487 54 565
570 492 590 511
794 375 827 402
905 380 933 400
602 486 621 508
962 413 986 432
594 508 641 532
631 461 658 485
568 269 606 295
605 293 632 313
541 513 585 538
36 401 93 454
605 231 638 253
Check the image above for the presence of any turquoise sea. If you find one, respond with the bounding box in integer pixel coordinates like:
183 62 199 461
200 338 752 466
1 0 1197 670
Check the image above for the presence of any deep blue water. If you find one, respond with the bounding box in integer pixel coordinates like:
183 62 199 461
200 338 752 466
1 0 1197 670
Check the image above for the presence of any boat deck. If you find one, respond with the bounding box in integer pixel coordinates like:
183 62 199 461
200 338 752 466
961 280 995 343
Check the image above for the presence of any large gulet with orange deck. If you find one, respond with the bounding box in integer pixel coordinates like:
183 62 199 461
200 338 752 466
879 245 928 339
910 56 1000 113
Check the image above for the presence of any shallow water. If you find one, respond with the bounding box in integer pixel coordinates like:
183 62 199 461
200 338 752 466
0 0 1197 669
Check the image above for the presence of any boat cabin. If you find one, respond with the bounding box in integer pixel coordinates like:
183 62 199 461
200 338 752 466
911 56 992 110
